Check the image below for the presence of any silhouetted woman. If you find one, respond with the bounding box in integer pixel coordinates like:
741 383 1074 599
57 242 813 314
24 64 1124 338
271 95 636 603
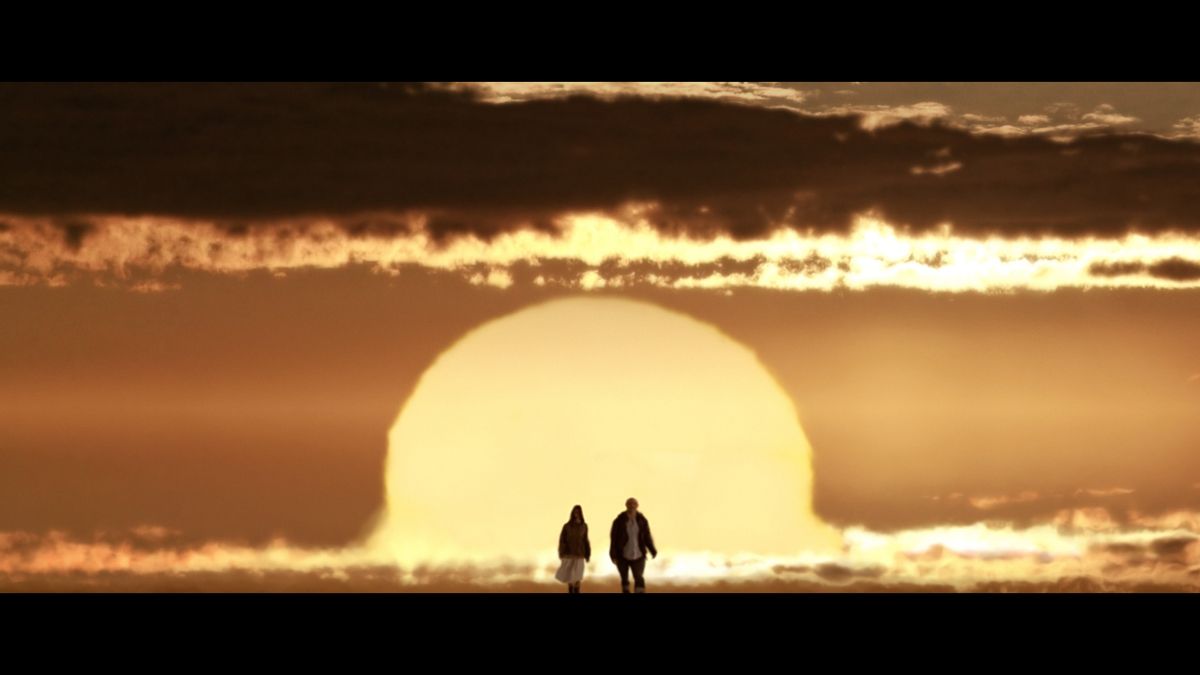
555 505 591 593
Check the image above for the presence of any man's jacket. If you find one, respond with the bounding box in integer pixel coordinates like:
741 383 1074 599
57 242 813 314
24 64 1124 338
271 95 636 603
610 512 657 562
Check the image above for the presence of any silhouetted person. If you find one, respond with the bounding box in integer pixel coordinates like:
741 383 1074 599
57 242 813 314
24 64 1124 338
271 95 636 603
556 504 591 593
610 497 657 593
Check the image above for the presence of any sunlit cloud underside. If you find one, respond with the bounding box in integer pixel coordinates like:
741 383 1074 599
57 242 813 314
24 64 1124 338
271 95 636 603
3 212 1200 292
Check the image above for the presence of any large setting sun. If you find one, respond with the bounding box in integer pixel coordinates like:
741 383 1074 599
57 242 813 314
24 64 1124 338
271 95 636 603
369 297 841 566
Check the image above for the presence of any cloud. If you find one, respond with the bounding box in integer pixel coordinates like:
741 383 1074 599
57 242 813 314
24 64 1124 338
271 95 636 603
1173 115 1200 139
4 83 1200 248
1150 536 1197 562
1088 260 1151 277
817 101 953 130
960 113 1007 125
909 161 963 176
1092 535 1200 577
1128 509 1200 532
968 105 1143 140
970 125 1028 138
968 490 1040 510
1074 487 1135 498
1081 104 1140 127
10 568 1199 592
466 268 514 289
811 563 887 583
1148 258 1200 281
5 84 1200 293
128 525 181 542
57 221 95 250
461 82 814 107
3 512 1199 590
915 495 1150 533
1049 507 1122 533
6 214 1200 293
1089 258 1200 282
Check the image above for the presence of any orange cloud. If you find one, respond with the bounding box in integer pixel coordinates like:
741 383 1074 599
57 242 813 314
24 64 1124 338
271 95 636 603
459 82 814 107
968 490 1041 510
1073 487 1136 498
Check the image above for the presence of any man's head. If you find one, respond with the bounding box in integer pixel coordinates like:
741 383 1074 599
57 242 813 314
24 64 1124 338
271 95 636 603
625 498 639 515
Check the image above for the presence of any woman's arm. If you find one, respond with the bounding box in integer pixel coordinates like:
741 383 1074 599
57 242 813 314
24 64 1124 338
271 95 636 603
584 524 591 561
558 524 567 558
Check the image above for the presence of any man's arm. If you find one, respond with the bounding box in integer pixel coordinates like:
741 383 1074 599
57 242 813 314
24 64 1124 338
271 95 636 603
644 518 658 558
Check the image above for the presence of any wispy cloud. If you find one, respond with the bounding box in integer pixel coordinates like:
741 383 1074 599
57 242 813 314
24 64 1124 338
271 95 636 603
1074 487 1136 498
6 214 1200 293
966 104 1143 140
816 101 953 130
1173 115 1200 139
459 82 814 107
968 490 1040 510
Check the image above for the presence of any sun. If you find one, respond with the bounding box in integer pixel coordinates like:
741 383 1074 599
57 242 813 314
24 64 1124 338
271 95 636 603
367 296 841 565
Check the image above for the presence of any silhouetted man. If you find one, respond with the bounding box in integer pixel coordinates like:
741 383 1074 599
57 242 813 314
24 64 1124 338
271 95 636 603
610 497 657 593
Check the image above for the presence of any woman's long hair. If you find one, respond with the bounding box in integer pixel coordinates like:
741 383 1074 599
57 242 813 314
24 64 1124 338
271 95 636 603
568 504 585 526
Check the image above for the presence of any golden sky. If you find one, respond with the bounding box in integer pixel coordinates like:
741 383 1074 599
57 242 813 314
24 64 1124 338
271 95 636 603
2 83 1199 591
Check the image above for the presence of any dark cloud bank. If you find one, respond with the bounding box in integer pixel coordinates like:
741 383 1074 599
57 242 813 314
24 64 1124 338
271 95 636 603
3 83 1200 245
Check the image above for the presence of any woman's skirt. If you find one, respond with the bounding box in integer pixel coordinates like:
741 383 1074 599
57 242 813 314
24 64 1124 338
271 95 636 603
555 556 586 584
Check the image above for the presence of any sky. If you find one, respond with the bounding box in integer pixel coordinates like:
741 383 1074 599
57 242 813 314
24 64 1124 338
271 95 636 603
2 82 1199 592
